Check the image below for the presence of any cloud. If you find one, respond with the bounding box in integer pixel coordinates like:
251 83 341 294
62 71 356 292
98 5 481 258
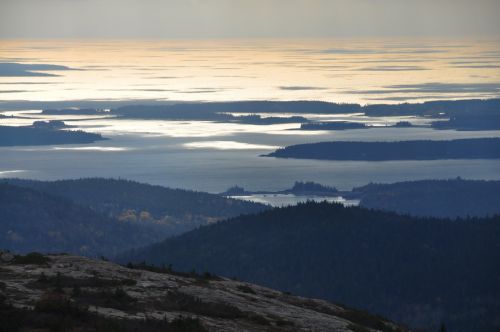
279 86 328 91
0 82 60 85
451 65 500 69
0 90 39 94
385 82 500 93
359 66 429 71
365 95 451 101
102 88 177 93
345 82 500 95
0 63 76 77
320 48 445 55
177 89 222 94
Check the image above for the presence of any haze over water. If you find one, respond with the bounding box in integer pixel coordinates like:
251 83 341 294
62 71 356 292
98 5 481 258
1 38 500 197
1 38 500 104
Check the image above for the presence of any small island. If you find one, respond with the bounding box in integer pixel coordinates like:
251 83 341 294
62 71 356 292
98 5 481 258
42 106 308 125
30 120 72 130
432 113 500 131
42 108 105 115
392 121 413 128
299 121 415 131
0 121 106 147
264 138 500 161
220 181 339 196
300 121 367 130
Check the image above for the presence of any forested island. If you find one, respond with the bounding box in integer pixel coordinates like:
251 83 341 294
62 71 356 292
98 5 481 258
41 105 309 125
0 122 105 146
38 98 499 117
432 112 500 130
265 137 500 161
223 178 500 218
299 121 415 131
300 121 368 130
41 108 105 115
221 181 339 196
37 98 500 132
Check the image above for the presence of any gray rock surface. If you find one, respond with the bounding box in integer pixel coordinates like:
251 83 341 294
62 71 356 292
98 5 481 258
0 254 406 332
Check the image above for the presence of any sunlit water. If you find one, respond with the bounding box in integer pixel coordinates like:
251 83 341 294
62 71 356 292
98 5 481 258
229 194 360 208
1 111 500 193
1 39 499 104
1 39 499 194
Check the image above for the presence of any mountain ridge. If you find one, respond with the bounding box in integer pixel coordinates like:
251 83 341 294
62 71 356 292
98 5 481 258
120 201 500 332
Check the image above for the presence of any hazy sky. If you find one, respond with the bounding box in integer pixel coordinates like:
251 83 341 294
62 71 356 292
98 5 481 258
1 0 499 39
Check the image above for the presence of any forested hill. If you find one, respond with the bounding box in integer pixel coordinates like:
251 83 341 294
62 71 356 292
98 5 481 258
122 201 500 332
356 178 500 218
0 183 168 256
4 178 267 220
0 179 267 255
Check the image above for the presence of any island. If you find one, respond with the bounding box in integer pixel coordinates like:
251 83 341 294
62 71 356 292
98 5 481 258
299 120 417 131
0 122 106 147
42 108 106 115
300 121 367 130
30 120 72 130
264 137 500 161
432 113 500 131
220 181 339 197
37 99 500 130
42 106 309 125
222 178 500 218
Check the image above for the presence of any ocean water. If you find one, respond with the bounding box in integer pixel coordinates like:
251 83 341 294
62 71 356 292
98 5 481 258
1 39 499 104
1 111 500 192
229 194 360 208
1 39 500 193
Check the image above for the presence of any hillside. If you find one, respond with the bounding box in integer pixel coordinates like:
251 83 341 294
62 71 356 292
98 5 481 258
0 183 168 256
0 180 266 256
4 178 267 235
221 178 500 217
6 178 266 219
356 179 500 218
122 202 500 332
0 253 407 332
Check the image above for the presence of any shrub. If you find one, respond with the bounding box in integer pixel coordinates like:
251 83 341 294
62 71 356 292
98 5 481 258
237 284 256 294
12 252 50 265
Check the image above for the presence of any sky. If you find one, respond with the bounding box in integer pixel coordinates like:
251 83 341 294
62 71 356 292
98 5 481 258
1 0 500 39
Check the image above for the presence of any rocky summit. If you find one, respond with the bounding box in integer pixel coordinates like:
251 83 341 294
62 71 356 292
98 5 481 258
0 252 406 332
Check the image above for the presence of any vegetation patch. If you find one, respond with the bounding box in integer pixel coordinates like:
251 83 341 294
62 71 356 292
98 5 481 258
0 290 207 332
337 306 404 332
161 290 243 319
159 290 274 326
31 272 136 290
237 284 256 294
75 287 138 311
126 262 220 281
11 252 50 265
347 323 371 332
